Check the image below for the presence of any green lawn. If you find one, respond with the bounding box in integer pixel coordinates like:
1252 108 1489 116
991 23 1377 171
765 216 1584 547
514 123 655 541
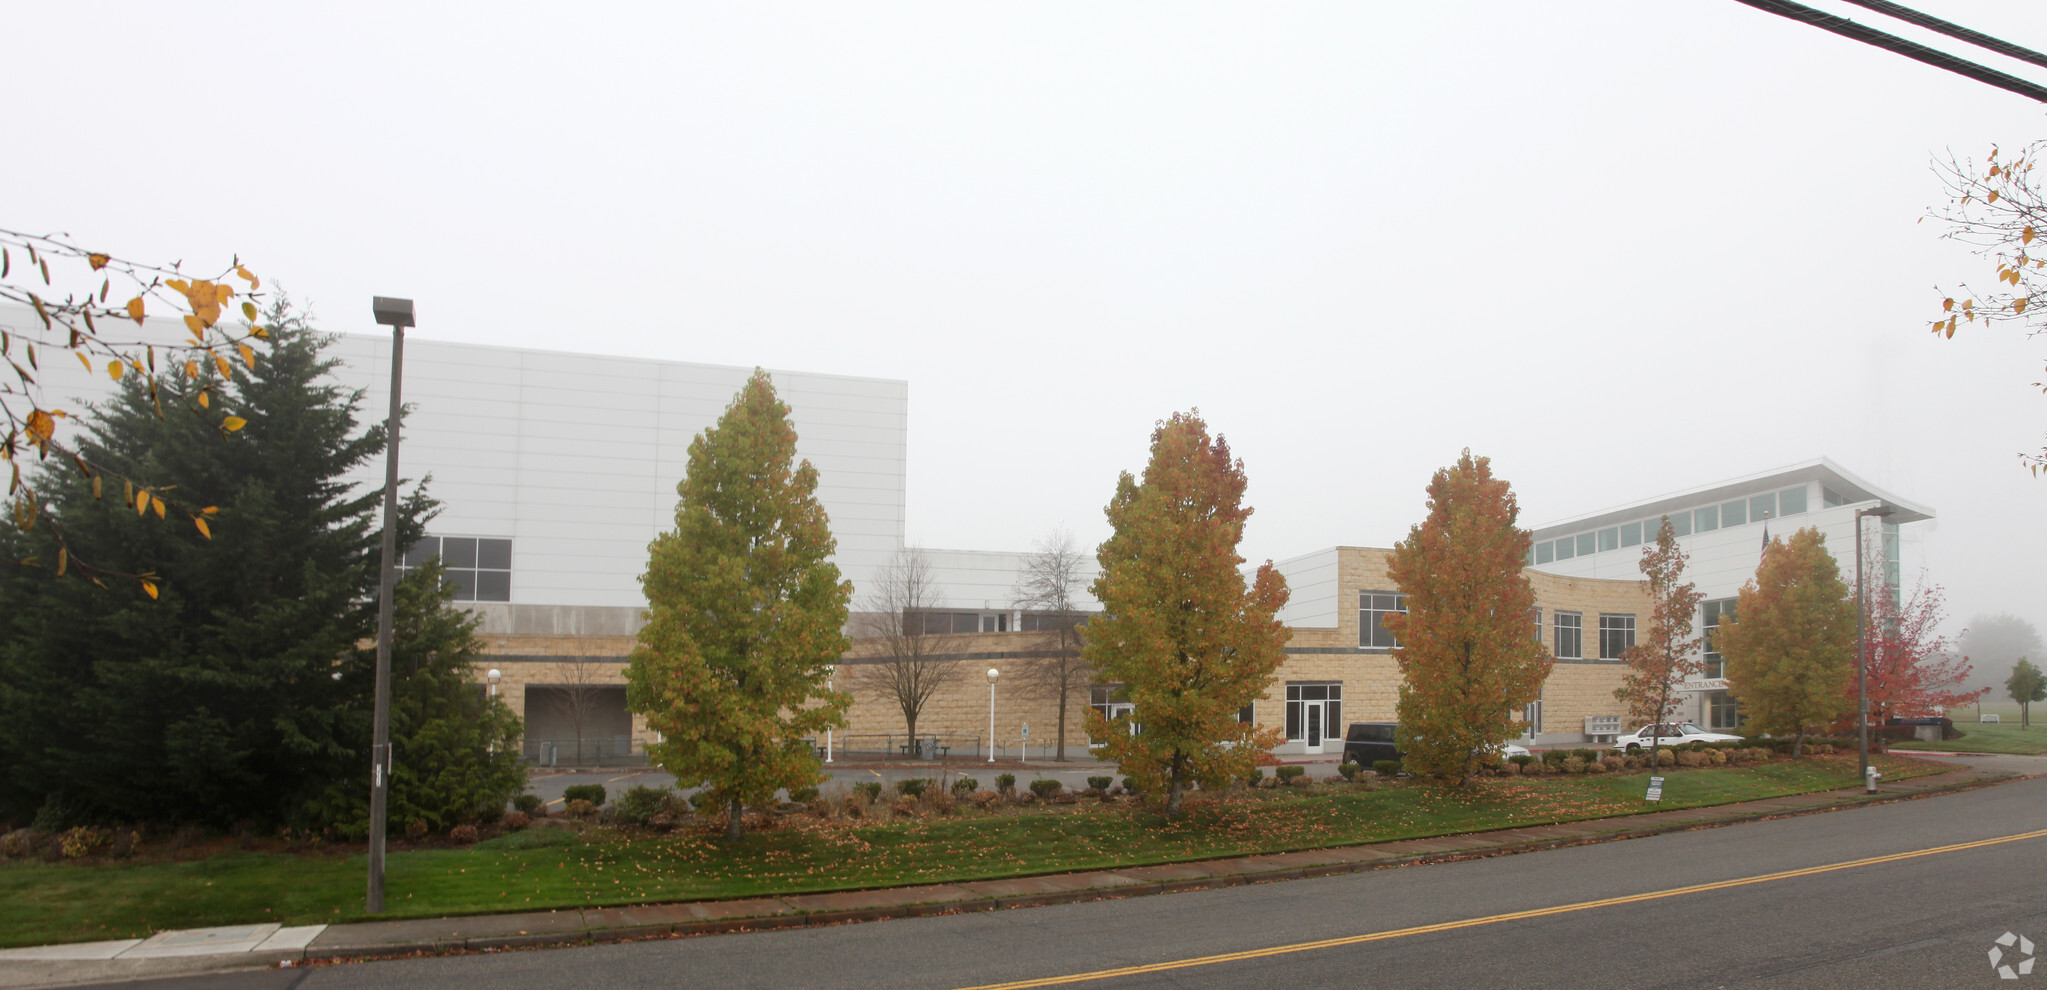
1893 718 2047 755
0 754 1949 948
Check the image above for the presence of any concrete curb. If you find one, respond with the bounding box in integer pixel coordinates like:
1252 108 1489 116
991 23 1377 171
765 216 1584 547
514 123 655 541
1 767 2024 988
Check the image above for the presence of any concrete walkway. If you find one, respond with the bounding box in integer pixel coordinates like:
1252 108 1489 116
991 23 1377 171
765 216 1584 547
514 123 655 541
0 759 2023 989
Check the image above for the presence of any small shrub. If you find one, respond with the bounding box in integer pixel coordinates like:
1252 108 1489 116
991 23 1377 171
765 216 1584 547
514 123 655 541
1600 756 1625 773
853 781 884 801
562 784 607 807
449 824 479 844
1570 748 1598 763
1120 777 1140 794
616 785 686 826
563 799 597 820
403 819 430 841
789 786 820 803
896 778 930 798
109 828 141 859
512 793 544 815
1276 765 1307 785
1543 749 1569 767
59 826 109 859
1028 779 1062 798
1501 761 1522 776
1674 749 1704 768
890 798 919 817
503 811 531 830
1562 757 1587 774
1 830 35 859
1582 758 1606 774
995 773 1017 795
1015 790 1038 805
952 777 979 796
926 790 956 815
969 790 1000 807
1336 762 1360 781
1372 760 1403 777
1508 753 1536 768
1244 769 1265 786
1087 776 1114 791
1360 774 1382 792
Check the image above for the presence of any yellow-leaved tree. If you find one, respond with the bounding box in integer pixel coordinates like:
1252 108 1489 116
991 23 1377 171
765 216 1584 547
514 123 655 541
625 370 852 843
1 228 265 591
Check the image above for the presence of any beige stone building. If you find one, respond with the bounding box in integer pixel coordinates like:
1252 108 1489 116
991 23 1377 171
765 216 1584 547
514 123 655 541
471 545 1648 764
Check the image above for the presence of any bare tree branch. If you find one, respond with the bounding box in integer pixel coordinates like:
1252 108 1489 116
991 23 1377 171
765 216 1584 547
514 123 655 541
1012 527 1092 762
850 547 965 744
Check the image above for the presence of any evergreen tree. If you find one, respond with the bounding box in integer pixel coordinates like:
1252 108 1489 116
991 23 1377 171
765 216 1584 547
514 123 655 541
1715 527 1856 757
626 371 851 843
1384 450 1552 788
300 560 526 837
1083 411 1289 818
0 302 428 826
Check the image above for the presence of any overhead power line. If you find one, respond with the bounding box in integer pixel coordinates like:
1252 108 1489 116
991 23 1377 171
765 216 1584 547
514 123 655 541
1729 0 2047 103
1835 0 2047 72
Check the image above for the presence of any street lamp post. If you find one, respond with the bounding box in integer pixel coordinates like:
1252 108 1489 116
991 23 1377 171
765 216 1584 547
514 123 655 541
1855 505 1894 794
366 296 413 914
986 668 999 763
825 666 834 764
486 668 501 699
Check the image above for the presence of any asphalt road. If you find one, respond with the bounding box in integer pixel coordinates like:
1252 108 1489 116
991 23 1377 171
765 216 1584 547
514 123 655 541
81 756 2047 990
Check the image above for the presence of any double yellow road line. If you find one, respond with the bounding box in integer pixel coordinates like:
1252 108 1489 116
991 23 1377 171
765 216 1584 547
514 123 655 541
958 827 2047 989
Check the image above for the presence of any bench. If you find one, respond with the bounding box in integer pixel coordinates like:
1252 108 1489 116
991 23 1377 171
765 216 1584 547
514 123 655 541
898 739 950 759
1982 714 2001 724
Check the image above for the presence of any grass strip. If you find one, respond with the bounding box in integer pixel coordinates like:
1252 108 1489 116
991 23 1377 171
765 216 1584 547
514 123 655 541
0 754 1948 948
1892 720 2047 755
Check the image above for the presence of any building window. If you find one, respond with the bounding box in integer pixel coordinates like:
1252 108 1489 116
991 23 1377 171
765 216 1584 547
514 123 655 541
1575 533 1595 557
1720 499 1746 527
1823 487 1845 508
1238 704 1255 724
1706 689 1741 731
1694 505 1718 533
1598 614 1636 660
401 536 512 602
1535 541 1555 564
1284 683 1341 742
1598 527 1619 552
1359 592 1406 649
1749 492 1776 523
1523 698 1543 736
1530 607 1542 642
1553 611 1582 659
1553 537 1575 561
1620 521 1642 547
1701 598 1736 678
1666 513 1691 537
1779 486 1808 515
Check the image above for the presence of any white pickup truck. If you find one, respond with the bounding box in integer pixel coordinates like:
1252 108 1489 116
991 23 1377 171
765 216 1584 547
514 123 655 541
1610 722 1742 752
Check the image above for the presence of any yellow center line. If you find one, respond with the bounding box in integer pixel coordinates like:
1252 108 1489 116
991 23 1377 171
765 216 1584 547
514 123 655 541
955 828 2047 990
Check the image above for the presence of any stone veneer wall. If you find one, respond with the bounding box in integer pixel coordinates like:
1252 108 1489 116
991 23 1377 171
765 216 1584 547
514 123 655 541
468 547 1655 759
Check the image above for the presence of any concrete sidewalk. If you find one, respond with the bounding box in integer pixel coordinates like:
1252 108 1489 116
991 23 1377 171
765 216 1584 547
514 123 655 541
0 761 2021 989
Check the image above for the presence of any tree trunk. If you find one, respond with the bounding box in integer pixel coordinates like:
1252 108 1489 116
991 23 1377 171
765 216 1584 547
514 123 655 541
725 797 744 843
1163 751 1186 818
1053 677 1069 762
1792 730 1806 759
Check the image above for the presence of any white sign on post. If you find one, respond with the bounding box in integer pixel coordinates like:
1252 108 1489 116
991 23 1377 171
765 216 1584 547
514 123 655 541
1646 775 1665 802
1022 722 1030 740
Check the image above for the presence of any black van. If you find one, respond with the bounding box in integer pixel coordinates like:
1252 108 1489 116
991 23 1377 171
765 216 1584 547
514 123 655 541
1342 722 1402 766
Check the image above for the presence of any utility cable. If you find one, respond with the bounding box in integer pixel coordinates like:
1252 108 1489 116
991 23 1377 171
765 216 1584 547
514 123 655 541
1835 0 2047 73
1728 0 2047 103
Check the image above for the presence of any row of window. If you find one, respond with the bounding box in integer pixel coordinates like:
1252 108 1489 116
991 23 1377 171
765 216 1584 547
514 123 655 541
1367 593 1637 661
400 536 513 602
1531 485 1814 566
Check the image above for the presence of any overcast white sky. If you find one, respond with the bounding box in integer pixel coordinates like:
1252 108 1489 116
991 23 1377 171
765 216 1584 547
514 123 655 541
9 2 2047 641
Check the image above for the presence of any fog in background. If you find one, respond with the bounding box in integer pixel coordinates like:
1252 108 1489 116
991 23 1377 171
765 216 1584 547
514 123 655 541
8 2 2047 658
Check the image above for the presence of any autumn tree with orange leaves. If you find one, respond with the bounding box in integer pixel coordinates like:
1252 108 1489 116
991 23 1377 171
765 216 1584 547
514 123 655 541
1613 518 1706 750
1385 450 1552 788
1084 411 1289 818
1715 527 1856 758
1 228 265 591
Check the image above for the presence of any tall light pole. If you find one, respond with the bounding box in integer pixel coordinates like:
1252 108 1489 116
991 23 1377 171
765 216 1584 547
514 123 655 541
366 296 413 914
1855 504 1894 794
986 667 999 763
